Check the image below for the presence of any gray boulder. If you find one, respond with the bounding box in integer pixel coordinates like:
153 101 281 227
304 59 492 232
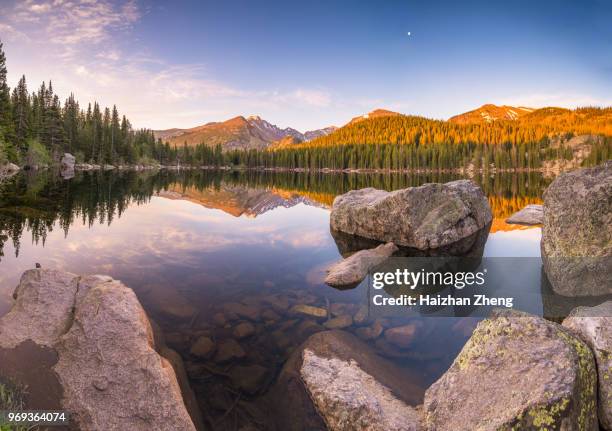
325 242 398 287
541 162 612 296
60 153 75 170
330 180 492 250
563 301 612 430
270 330 424 431
0 269 197 431
60 153 76 179
505 204 543 225
0 162 20 181
424 309 598 431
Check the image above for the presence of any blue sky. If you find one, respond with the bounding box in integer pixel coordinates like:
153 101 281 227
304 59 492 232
0 0 610 130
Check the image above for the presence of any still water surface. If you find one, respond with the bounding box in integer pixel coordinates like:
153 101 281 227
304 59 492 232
0 169 546 428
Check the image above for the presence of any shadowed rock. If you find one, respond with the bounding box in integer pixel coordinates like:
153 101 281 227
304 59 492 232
505 204 543 225
325 242 398 288
270 330 425 431
563 301 612 430
541 161 612 297
330 180 492 250
424 309 597 431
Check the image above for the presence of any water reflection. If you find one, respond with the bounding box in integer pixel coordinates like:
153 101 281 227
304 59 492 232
0 169 549 430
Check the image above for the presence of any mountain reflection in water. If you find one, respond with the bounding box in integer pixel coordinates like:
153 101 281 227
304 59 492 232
0 169 548 430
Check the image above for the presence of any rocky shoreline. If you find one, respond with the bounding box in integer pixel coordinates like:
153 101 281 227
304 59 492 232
0 162 609 430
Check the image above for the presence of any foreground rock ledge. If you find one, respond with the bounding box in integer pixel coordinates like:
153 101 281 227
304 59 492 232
330 180 492 250
0 269 197 431
563 301 612 431
424 309 598 431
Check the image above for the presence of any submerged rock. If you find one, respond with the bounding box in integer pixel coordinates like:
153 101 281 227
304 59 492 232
325 242 398 288
424 309 597 431
233 321 256 339
190 336 215 358
330 180 492 250
563 301 612 430
228 364 269 395
383 323 421 349
541 162 612 296
0 269 197 431
289 304 328 319
323 314 353 329
270 330 424 431
214 339 246 363
505 204 543 225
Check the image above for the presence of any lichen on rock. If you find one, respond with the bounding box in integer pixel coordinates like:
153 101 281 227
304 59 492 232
424 309 598 431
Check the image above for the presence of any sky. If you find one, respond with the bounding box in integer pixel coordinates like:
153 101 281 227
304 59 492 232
0 0 610 131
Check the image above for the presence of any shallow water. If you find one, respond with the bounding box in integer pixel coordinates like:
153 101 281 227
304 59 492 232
0 169 548 429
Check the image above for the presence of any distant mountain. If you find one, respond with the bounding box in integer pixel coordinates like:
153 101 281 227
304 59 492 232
304 126 338 140
299 105 611 150
449 104 535 124
154 116 336 150
348 109 402 125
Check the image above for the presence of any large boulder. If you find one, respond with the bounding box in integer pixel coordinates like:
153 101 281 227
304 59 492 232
0 162 20 181
424 309 598 431
541 162 612 296
60 153 76 179
330 180 492 250
0 269 197 431
563 301 612 430
270 330 424 431
60 153 75 170
325 242 398 288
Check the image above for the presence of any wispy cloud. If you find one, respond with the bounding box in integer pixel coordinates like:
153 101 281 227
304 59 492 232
0 0 337 130
11 0 140 47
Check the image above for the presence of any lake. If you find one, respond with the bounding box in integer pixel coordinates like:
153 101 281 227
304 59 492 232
0 168 549 429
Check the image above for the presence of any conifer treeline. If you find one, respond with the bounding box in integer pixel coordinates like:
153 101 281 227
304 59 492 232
180 111 611 170
0 40 174 166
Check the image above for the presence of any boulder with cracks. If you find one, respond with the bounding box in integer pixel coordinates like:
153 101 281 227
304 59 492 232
330 180 492 250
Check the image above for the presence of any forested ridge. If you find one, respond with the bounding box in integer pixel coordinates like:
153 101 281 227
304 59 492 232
1 38 610 171
225 109 611 171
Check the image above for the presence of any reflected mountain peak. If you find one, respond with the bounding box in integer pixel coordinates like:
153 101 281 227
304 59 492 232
157 183 326 218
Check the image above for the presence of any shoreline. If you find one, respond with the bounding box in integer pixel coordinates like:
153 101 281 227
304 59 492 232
0 160 586 180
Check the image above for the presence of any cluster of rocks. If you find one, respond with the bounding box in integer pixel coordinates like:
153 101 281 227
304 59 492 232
326 179 492 287
267 303 611 431
0 269 201 431
154 283 439 429
313 164 611 429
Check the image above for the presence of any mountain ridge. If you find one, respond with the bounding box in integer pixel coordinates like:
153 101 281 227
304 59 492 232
154 116 337 150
